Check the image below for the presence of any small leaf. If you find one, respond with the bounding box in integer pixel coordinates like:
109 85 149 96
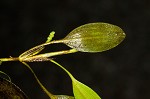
19 45 45 60
72 78 101 99
46 31 55 43
50 60 101 99
63 22 125 52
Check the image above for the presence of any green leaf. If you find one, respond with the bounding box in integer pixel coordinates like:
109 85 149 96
46 31 55 43
72 78 101 99
63 22 125 52
50 60 101 99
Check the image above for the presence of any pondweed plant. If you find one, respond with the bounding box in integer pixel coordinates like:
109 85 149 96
0 22 125 99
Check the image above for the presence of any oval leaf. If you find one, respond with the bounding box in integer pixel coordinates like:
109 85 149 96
72 78 101 99
63 22 125 52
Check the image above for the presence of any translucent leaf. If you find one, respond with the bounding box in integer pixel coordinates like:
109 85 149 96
19 45 44 59
63 22 125 52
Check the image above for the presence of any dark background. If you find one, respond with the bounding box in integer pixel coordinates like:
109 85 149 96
0 0 150 99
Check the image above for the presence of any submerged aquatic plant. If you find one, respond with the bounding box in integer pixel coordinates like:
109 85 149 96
0 22 125 99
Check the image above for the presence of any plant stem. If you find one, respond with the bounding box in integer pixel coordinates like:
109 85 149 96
21 62 55 99
50 60 74 80
0 57 19 62
22 49 78 62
